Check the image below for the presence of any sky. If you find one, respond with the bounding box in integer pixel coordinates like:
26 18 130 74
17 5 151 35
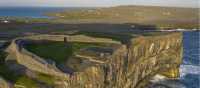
0 0 199 8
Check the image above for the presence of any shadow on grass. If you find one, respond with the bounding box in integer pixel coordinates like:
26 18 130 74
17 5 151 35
0 50 54 88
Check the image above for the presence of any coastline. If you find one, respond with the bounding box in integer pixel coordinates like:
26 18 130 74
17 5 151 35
0 5 199 29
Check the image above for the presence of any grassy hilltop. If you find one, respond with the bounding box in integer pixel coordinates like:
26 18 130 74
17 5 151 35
48 5 199 29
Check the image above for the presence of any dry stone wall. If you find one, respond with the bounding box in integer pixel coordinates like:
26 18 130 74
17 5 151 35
5 34 121 78
5 39 69 78
23 34 121 44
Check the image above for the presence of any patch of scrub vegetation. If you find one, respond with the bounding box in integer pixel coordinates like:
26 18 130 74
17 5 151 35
25 42 105 64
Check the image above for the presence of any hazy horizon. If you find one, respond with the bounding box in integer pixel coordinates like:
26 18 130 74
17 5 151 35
0 0 199 8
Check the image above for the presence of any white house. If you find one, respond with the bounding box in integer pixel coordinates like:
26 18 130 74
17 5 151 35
0 20 10 23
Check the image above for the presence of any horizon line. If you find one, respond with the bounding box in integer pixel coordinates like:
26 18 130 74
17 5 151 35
0 4 198 9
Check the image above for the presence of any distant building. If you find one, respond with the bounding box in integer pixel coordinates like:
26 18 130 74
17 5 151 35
55 14 65 18
163 11 171 16
87 10 95 13
3 20 9 23
131 25 135 28
0 20 10 23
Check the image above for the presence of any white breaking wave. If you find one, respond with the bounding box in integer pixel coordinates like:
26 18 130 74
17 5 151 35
180 65 200 77
150 74 166 83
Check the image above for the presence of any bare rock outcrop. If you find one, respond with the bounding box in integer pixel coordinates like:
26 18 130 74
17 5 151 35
125 33 182 88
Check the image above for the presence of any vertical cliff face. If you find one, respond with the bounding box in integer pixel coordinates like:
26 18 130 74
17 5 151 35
125 33 183 88
57 66 105 88
57 32 183 88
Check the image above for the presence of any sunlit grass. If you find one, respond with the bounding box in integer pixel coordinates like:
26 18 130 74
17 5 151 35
37 73 55 86
15 76 38 88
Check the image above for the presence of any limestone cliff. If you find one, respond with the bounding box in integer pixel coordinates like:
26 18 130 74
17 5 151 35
125 33 182 88
4 32 182 88
56 32 182 88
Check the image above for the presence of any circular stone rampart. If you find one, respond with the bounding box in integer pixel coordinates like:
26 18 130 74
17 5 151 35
5 34 122 78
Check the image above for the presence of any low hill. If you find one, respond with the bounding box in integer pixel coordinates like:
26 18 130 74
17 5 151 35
48 5 199 29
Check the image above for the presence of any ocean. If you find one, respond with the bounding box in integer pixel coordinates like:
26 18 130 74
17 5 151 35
180 31 200 88
0 7 82 18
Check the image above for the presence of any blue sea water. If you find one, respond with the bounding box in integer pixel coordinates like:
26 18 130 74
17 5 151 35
180 31 200 88
0 7 79 18
183 31 200 65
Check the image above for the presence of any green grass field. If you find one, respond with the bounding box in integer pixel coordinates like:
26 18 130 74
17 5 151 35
25 42 104 64
36 73 55 86
47 6 199 29
15 76 38 88
13 72 55 88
